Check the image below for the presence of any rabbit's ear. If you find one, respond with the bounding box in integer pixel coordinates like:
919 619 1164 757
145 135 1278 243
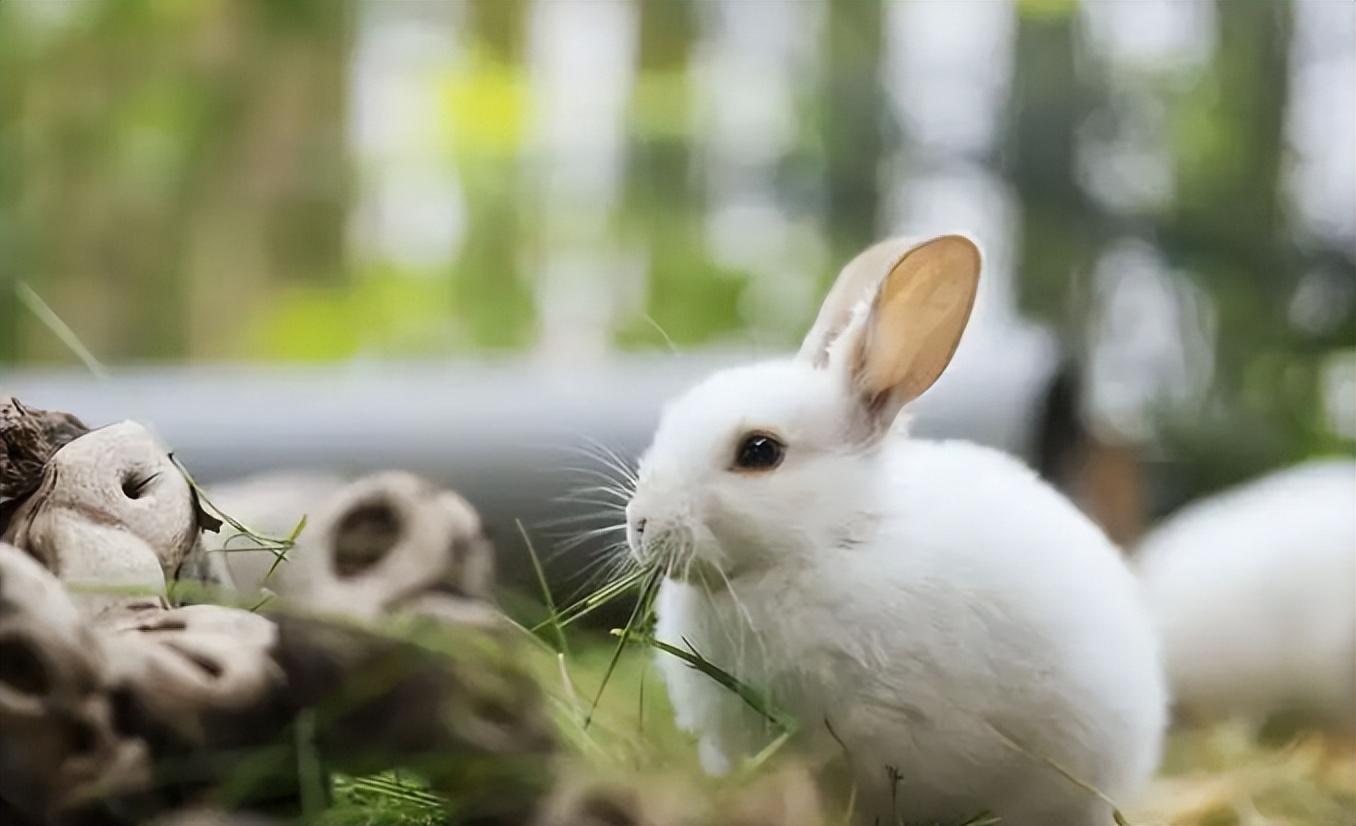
848 235 980 429
797 238 920 367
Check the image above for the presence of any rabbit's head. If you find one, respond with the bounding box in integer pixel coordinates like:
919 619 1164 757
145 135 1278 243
626 235 980 579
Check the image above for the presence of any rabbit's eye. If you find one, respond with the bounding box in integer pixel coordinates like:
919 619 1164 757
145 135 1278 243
733 432 785 471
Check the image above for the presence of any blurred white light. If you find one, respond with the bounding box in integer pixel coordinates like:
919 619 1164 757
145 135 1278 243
527 0 638 362
697 0 826 342
694 0 818 167
1321 350 1356 442
1080 0 1215 71
348 1 466 272
1085 239 1216 443
1077 1 1214 215
535 252 632 365
885 0 1014 157
353 169 464 272
7 0 81 32
1290 267 1356 336
528 0 636 209
1286 0 1356 246
1077 92 1176 213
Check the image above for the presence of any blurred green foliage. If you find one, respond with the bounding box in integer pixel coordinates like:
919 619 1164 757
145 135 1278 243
1 0 1352 488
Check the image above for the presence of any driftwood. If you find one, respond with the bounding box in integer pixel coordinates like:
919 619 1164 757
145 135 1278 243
0 398 825 826
209 471 497 624
0 399 89 535
0 400 555 825
0 546 148 822
0 399 90 501
3 419 196 621
0 539 555 825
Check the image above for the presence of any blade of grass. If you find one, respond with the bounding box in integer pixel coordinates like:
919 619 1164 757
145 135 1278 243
294 710 329 818
502 615 560 656
641 634 795 733
336 774 446 810
744 727 796 773
637 660 647 737
641 632 798 773
557 652 582 722
262 513 309 583
519 519 569 657
824 717 858 826
585 565 662 728
170 453 305 569
539 566 646 630
16 281 109 380
985 720 1131 826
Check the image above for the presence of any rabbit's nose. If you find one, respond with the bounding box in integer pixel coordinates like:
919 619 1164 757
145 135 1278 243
625 504 651 562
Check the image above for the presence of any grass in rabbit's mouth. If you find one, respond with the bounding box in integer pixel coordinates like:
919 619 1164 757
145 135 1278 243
587 564 664 727
520 519 797 751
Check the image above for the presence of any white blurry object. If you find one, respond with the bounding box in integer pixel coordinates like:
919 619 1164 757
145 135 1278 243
203 472 497 624
200 472 349 588
1138 459 1356 727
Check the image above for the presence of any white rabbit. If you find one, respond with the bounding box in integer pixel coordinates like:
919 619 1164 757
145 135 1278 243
1137 459 1356 729
624 236 1166 826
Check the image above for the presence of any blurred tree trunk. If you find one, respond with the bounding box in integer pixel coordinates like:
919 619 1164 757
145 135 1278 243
1170 0 1292 382
1004 2 1141 538
616 0 743 347
1004 0 1095 349
1 2 189 363
1159 0 1304 489
820 0 888 262
181 1 355 358
0 4 25 364
450 0 535 350
1 1 353 363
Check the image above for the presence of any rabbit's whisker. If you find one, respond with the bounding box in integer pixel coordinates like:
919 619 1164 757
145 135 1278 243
565 544 634 597
569 438 638 486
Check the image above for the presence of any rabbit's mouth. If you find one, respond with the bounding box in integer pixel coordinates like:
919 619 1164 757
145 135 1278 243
631 527 693 573
659 554 726 585
628 519 730 583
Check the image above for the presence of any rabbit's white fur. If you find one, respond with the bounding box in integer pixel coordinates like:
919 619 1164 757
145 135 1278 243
1137 459 1356 728
626 237 1166 825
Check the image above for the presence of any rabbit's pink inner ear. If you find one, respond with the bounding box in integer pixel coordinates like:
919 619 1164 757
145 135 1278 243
797 237 921 368
851 234 980 423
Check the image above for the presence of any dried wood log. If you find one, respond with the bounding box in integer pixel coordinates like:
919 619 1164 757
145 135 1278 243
270 614 555 821
208 471 498 625
0 402 555 825
177 473 348 589
3 421 197 621
0 545 152 823
0 542 556 824
99 605 289 753
0 398 90 532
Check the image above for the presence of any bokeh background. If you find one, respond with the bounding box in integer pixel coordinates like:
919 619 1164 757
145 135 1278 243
2 3 1355 822
2 0 1353 530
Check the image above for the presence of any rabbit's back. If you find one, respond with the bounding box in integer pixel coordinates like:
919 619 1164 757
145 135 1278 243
1137 459 1356 726
869 440 1165 796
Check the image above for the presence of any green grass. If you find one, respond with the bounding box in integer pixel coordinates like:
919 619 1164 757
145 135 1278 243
316 598 1356 826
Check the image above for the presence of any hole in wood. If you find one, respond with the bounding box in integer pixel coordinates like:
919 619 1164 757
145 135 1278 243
0 636 51 695
333 500 402 577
